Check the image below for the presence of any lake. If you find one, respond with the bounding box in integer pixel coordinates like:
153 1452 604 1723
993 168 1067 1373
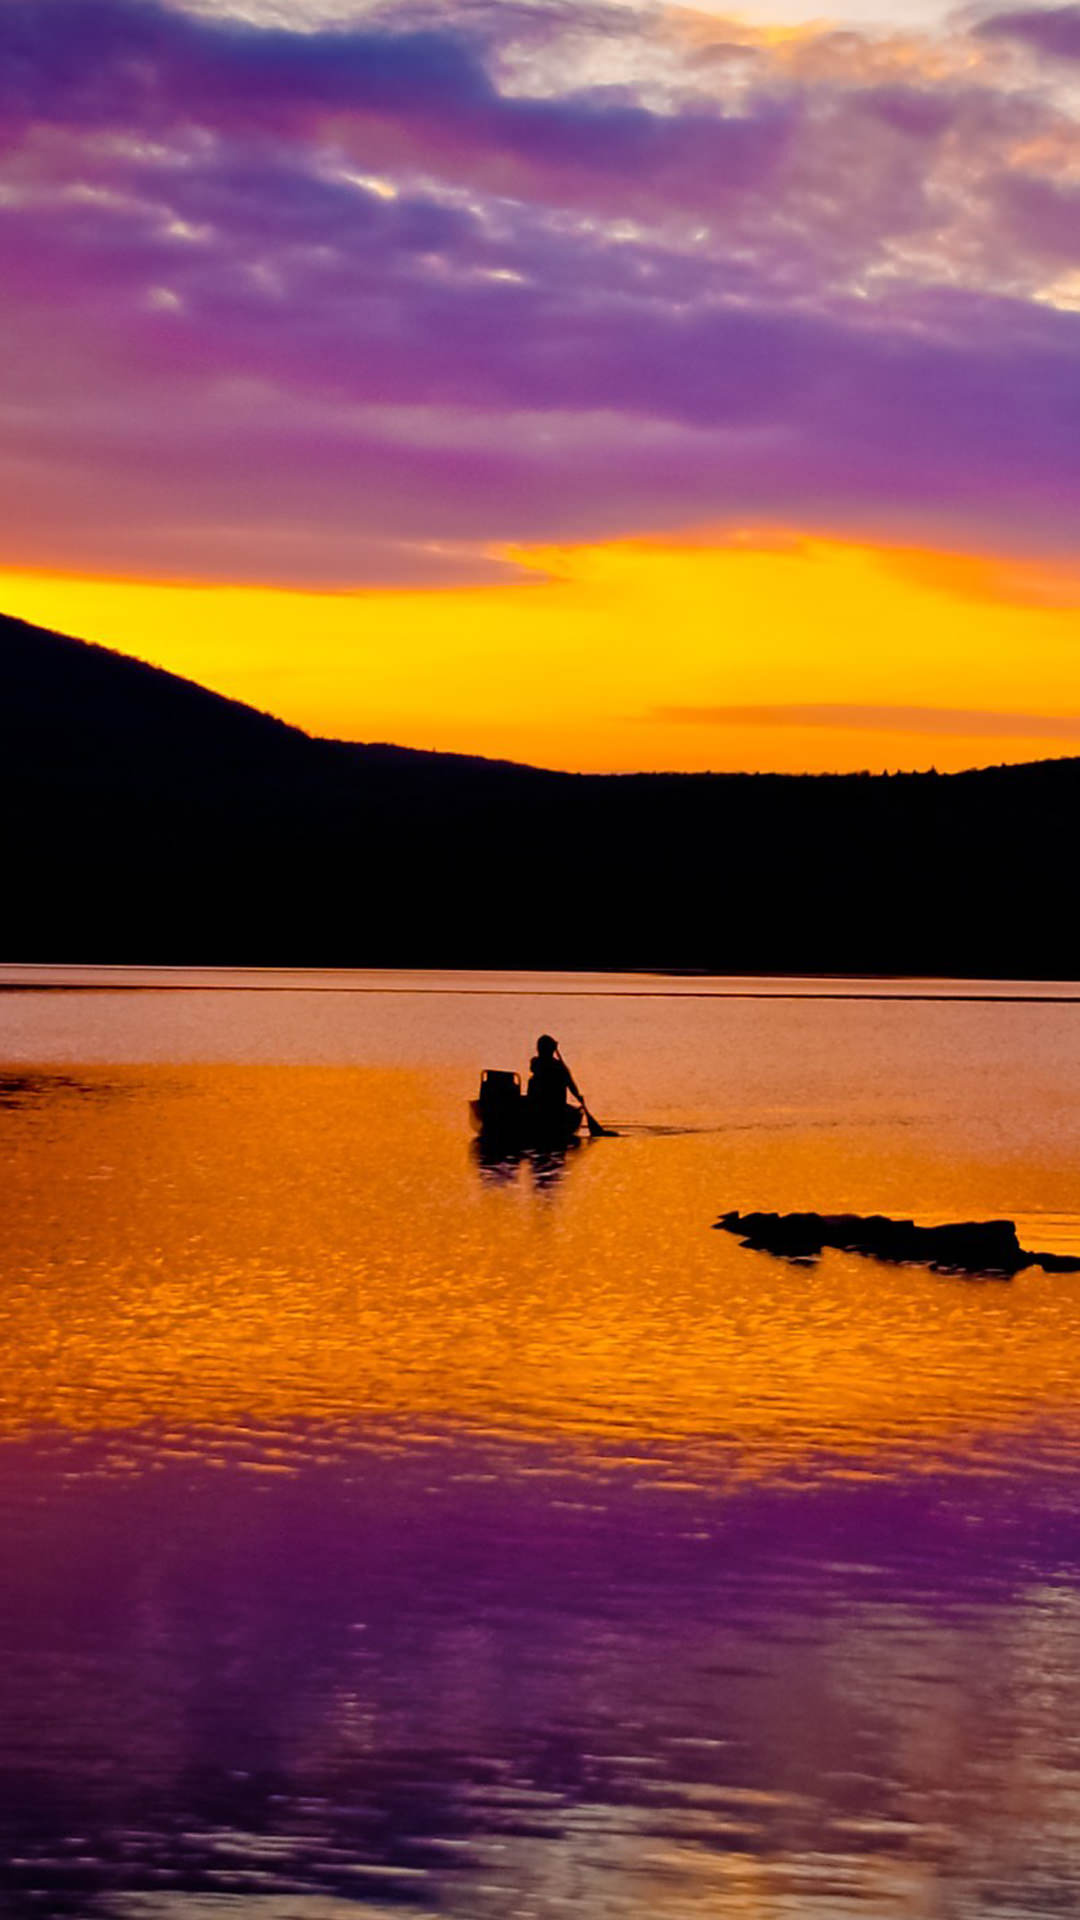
3 968 1080 1918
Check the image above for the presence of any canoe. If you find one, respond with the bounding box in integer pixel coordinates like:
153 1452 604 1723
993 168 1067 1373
469 1099 584 1150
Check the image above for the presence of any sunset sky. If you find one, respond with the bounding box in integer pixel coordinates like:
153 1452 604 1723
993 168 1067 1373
5 0 1080 771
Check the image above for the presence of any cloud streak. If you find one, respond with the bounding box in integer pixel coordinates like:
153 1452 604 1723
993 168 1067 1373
654 704 1080 738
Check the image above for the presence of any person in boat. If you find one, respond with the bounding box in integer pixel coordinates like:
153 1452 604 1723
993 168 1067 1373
526 1034 583 1126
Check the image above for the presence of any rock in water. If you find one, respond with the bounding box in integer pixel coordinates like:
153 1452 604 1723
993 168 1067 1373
714 1210 1080 1277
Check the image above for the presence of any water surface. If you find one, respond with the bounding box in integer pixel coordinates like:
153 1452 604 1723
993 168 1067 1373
3 970 1080 1917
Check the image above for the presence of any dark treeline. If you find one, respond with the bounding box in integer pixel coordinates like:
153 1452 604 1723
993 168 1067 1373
3 609 1076 975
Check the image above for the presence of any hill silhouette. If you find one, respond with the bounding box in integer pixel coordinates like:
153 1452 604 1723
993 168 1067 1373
3 607 1076 973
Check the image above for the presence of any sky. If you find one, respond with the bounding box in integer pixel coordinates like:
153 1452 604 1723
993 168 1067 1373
4 0 1080 772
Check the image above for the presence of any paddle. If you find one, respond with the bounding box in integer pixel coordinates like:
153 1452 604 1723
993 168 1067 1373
556 1049 617 1138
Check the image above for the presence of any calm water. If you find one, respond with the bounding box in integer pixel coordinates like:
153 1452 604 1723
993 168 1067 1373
4 969 1080 1917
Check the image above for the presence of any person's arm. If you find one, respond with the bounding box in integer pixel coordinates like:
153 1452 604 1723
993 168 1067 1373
559 1057 584 1103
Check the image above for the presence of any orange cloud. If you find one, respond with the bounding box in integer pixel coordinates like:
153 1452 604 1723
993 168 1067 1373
654 703 1080 736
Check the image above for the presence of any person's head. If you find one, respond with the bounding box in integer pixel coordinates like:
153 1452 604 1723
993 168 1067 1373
536 1033 558 1057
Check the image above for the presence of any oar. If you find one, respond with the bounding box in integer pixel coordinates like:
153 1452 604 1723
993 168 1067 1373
557 1050 617 1137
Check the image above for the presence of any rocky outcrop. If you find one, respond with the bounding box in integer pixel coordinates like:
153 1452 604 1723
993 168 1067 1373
715 1210 1080 1277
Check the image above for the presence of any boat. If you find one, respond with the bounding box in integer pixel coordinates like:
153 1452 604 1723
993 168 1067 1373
469 1069 584 1150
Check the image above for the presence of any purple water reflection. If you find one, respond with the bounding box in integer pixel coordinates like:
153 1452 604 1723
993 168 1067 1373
3 1430 1080 1916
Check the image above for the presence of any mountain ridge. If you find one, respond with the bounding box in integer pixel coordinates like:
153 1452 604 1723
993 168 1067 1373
4 607 1078 973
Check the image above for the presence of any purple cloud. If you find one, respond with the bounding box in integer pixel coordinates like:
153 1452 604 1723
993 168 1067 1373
0 0 794 217
2 0 1080 585
979 6 1080 59
991 170 1080 262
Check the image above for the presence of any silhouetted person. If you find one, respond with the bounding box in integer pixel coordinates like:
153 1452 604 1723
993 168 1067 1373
526 1034 582 1127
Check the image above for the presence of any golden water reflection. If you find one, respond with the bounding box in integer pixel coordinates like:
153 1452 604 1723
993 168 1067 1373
4 1052 1080 1476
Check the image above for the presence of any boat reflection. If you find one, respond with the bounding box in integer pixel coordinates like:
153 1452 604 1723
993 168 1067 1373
471 1132 584 1190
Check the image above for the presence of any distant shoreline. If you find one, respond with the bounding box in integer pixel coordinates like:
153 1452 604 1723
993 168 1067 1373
3 966 1080 1004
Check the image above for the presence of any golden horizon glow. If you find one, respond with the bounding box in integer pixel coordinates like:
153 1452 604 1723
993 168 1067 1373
6 531 1080 774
